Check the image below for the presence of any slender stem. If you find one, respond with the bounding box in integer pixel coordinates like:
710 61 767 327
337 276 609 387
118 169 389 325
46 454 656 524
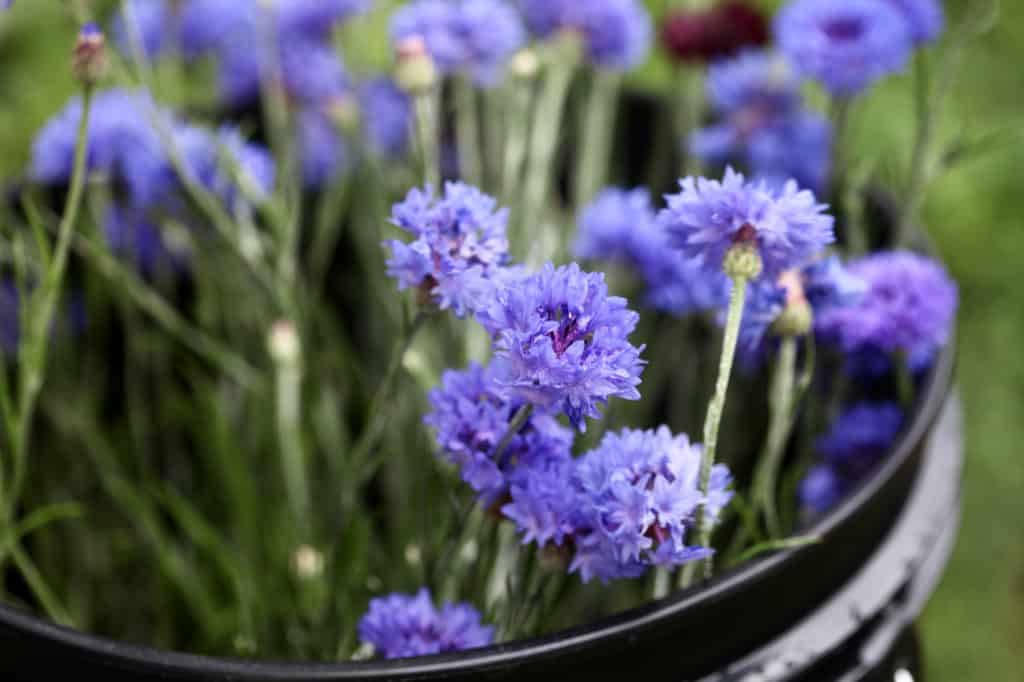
454 77 482 187
517 60 575 253
751 335 798 539
6 87 94 523
898 51 933 246
573 71 621 211
676 65 706 177
501 79 534 207
349 312 427 479
694 275 749 579
10 542 73 627
491 403 534 464
275 354 311 539
414 89 441 188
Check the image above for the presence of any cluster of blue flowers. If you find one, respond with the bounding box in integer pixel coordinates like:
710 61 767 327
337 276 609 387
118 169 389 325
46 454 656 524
775 0 942 97
519 0 652 70
357 589 495 659
391 0 526 86
31 88 275 273
691 50 832 194
799 402 904 514
113 0 411 189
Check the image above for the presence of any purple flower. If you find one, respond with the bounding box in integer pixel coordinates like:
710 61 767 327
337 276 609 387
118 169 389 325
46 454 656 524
815 250 958 374
114 0 176 59
735 277 787 351
775 0 913 97
569 427 732 583
276 0 372 40
30 89 170 208
425 363 573 507
391 0 525 86
385 183 511 317
359 77 412 158
883 0 944 44
503 455 580 547
475 263 646 429
296 109 349 189
519 0 652 70
659 168 835 280
173 124 276 212
802 254 868 311
358 589 494 660
800 402 904 514
219 38 349 107
706 50 801 118
179 0 255 59
103 205 187 275
574 188 727 315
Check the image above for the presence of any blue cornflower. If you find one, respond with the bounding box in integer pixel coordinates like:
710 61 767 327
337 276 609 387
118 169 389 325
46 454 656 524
358 589 494 660
425 363 574 508
179 0 255 60
800 402 903 515
297 109 349 189
883 0 944 44
173 124 276 213
706 50 801 118
359 77 412 158
802 254 867 311
385 183 511 317
519 0 653 70
574 188 727 316
775 0 913 97
815 250 958 375
392 0 525 86
219 38 349 107
569 427 733 583
503 455 580 548
659 168 835 280
30 89 171 208
475 263 646 430
276 0 372 40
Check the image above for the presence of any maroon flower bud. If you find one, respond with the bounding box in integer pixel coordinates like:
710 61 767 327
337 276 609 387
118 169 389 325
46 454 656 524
72 22 108 87
662 2 769 64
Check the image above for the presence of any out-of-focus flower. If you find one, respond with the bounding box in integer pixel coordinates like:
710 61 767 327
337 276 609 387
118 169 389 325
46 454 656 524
882 0 944 44
475 263 645 429
815 250 958 375
662 1 769 63
358 589 494 659
384 182 511 316
775 0 913 97
519 0 652 70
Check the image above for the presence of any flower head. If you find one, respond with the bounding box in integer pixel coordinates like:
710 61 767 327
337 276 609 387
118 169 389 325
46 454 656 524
425 363 573 507
883 0 944 44
775 0 913 97
173 124 276 213
659 168 835 281
359 77 413 158
385 183 511 316
476 263 645 429
358 589 494 660
815 250 957 374
519 0 652 70
569 427 732 582
662 1 769 63
392 0 525 86
706 50 801 117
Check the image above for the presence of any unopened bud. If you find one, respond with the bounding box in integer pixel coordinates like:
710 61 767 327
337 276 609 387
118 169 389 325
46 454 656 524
268 320 301 365
73 22 108 87
291 544 324 579
773 298 813 337
510 49 540 81
394 36 437 94
723 241 763 281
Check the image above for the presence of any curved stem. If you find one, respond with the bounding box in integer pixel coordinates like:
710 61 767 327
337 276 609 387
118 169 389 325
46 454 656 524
694 275 749 579
573 71 621 211
414 89 441 188
454 77 482 187
751 335 798 539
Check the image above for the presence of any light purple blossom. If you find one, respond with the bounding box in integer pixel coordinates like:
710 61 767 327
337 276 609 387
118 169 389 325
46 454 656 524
519 0 652 70
358 589 494 660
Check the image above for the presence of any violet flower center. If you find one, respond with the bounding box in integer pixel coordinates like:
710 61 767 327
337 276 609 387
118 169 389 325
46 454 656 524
822 17 865 41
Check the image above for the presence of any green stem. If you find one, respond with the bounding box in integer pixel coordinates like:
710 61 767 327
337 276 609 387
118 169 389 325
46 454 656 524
10 542 73 627
501 79 534 208
573 71 621 211
275 355 311 540
454 77 482 187
751 335 798 539
675 65 706 177
6 87 94 523
518 60 575 254
898 51 933 246
694 275 749 579
414 89 441 188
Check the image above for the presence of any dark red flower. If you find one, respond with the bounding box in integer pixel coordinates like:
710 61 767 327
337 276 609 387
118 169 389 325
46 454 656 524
661 2 769 64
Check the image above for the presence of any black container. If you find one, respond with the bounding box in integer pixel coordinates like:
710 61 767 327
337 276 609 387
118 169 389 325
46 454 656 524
0 327 959 680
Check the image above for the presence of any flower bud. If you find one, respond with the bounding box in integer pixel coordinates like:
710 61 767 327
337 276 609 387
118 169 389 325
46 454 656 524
723 227 763 281
394 36 437 94
773 298 813 337
510 48 540 81
291 544 325 579
73 22 108 87
267 320 301 366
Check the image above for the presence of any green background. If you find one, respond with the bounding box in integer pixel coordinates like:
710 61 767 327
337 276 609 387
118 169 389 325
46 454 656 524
0 0 1021 678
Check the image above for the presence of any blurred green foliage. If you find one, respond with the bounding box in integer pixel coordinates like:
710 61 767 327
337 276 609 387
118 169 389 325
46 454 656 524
0 0 1020 677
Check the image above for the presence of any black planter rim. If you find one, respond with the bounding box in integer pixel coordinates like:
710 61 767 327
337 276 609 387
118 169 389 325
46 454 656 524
0 322 957 679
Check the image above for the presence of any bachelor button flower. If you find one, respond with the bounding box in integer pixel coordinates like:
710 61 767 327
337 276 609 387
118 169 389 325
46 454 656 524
662 1 769 63
179 0 255 60
659 168 835 281
883 0 944 44
385 183 511 317
391 0 525 86
574 188 727 315
425 363 573 508
775 0 913 97
358 589 494 659
219 38 349 108
297 109 349 189
475 263 646 430
743 111 833 194
519 0 653 70
706 50 801 118
114 0 176 59
30 89 170 207
815 250 957 375
503 455 580 548
800 402 903 514
276 0 372 40
569 427 733 583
